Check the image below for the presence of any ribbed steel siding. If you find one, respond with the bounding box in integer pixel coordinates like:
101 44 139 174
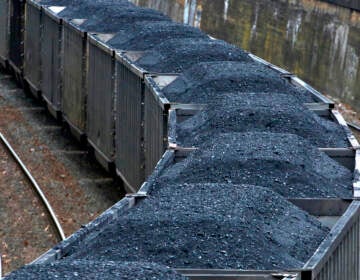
302 201 360 280
9 0 24 69
24 2 41 90
87 40 115 162
62 24 87 132
144 85 168 179
41 13 62 111
116 62 144 192
313 218 360 280
0 0 9 66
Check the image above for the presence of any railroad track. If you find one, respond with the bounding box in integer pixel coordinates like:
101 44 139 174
0 132 66 241
0 131 61 275
0 132 66 279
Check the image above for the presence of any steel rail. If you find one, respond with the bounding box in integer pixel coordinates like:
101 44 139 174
0 132 66 241
347 121 360 132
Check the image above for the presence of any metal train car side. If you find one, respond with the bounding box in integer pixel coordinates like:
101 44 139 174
86 34 116 171
0 0 10 69
41 6 64 119
62 19 88 140
0 0 25 82
115 52 148 192
23 0 42 98
8 0 25 84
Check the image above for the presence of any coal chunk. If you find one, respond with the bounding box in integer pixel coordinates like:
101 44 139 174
66 183 329 270
177 93 349 148
162 61 316 103
107 21 208 51
4 261 187 280
136 38 251 73
160 132 353 198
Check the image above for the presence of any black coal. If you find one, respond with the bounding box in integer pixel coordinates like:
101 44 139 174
66 183 329 270
79 7 170 33
58 0 136 19
160 132 353 198
136 38 251 73
162 61 317 103
177 93 349 148
107 21 208 51
3 260 187 280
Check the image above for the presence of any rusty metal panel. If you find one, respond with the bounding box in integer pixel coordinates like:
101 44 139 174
87 35 115 166
9 0 25 70
144 84 168 179
0 0 10 67
41 9 62 114
24 1 41 92
115 58 145 192
62 22 87 135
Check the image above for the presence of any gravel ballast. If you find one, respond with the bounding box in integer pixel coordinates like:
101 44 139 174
162 61 316 103
135 38 251 73
4 261 187 280
177 93 349 147
107 21 208 51
66 183 329 270
160 132 353 198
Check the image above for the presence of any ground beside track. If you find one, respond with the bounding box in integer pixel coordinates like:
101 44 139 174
0 70 125 274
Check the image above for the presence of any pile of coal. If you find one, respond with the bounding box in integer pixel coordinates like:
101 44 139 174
106 21 208 51
57 0 136 20
79 7 170 33
162 61 316 103
135 38 251 73
4 260 187 280
159 132 353 198
66 183 328 270
176 93 349 148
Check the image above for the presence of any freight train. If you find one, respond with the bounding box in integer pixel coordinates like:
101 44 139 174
1 0 360 279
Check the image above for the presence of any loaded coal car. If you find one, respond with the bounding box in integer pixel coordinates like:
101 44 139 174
59 2 169 141
38 0 156 132
27 0 151 119
24 0 109 98
86 20 213 186
83 8 172 170
141 60 353 187
29 0 99 117
81 5 254 189
113 38 254 190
